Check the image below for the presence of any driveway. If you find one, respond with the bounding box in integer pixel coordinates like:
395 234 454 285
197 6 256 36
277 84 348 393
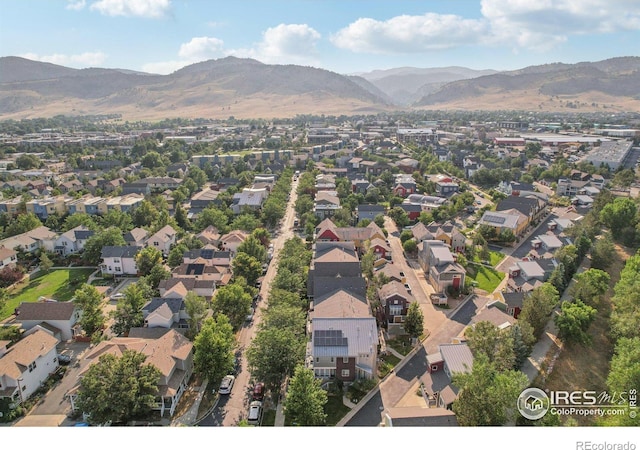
16 341 91 423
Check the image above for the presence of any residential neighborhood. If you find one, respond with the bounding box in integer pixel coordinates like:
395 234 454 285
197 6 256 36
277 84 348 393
0 112 638 431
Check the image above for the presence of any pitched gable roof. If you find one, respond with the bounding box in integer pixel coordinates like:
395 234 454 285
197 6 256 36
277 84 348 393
16 302 76 321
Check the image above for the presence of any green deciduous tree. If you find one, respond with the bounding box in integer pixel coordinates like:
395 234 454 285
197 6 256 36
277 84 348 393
518 283 559 339
38 252 53 273
404 302 424 340
76 350 161 426
135 246 163 277
211 283 252 330
590 234 616 271
283 365 328 426
260 303 306 337
452 354 529 426
185 291 208 338
600 197 637 240
193 314 235 384
464 321 515 372
236 235 267 262
555 299 597 345
73 284 106 338
83 227 127 265
246 327 306 393
111 280 152 336
570 268 610 307
232 252 263 286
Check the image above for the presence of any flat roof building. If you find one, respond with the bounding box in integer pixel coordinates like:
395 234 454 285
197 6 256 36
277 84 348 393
583 140 633 171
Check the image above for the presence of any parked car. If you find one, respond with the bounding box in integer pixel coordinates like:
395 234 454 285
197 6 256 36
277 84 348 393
110 293 125 300
252 382 265 401
246 307 255 323
57 354 72 365
247 400 263 425
218 375 235 395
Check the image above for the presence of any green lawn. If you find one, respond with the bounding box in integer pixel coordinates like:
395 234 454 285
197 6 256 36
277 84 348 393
324 394 351 426
467 264 506 293
472 250 504 267
1 268 95 320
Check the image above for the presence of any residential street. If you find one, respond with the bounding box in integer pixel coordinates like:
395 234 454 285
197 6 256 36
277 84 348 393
199 175 299 426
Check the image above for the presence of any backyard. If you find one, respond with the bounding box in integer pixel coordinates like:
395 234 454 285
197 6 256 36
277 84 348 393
466 264 506 293
472 250 505 267
1 268 95 320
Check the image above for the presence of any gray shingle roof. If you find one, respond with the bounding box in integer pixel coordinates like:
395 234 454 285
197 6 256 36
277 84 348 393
100 246 142 258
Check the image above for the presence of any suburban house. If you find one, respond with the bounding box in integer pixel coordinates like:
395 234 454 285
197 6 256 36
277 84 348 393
195 225 221 247
496 195 548 228
142 297 190 331
171 261 232 286
14 301 81 341
0 329 60 405
158 278 216 301
219 230 248 256
313 190 341 219
403 194 447 215
369 237 392 261
183 249 232 267
351 178 373 194
231 187 269 214
53 225 94 256
531 234 564 253
0 226 58 254
100 246 142 276
315 219 386 254
418 240 466 294
306 317 378 382
307 242 365 300
434 178 459 197
412 221 466 253
375 264 406 284
0 246 18 268
67 328 194 418
393 175 417 198
123 227 148 247
148 225 177 256
377 281 414 335
356 204 386 223
478 210 528 238
497 291 528 318
439 343 474 380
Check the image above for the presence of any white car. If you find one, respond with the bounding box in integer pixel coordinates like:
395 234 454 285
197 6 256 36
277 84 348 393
218 375 235 395
110 293 125 300
247 400 263 425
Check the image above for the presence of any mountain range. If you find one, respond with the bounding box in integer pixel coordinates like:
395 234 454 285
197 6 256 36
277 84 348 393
0 56 639 120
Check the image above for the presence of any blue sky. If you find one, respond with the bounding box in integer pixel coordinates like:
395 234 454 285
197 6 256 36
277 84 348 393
1 0 639 75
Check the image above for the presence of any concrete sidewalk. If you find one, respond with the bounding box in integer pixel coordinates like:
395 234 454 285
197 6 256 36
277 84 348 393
171 378 209 426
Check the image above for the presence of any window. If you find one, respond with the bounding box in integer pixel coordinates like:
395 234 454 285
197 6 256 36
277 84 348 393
342 357 349 363
114 258 120 263
28 362 36 372
316 357 319 363
431 365 439 372
115 267 121 272
341 369 350 377
330 357 334 363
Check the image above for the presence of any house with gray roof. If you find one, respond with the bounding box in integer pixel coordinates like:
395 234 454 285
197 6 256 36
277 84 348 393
54 225 94 256
439 343 474 380
142 297 190 331
100 246 142 276
307 317 378 382
14 301 81 341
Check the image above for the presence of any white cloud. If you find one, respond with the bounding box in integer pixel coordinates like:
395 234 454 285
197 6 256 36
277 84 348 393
89 0 171 18
331 0 640 54
21 51 107 67
331 13 488 53
231 23 322 65
65 0 86 11
178 37 225 61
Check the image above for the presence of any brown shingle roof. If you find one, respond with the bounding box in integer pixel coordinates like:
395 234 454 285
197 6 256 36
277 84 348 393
16 302 76 321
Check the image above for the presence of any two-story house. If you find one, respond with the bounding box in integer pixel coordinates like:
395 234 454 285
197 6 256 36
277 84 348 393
0 329 60 406
147 225 177 257
377 280 414 335
67 328 193 418
142 297 190 331
418 240 466 294
14 301 81 341
100 246 142 276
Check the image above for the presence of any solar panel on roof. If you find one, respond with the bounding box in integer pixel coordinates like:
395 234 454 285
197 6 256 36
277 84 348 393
484 215 506 224
314 329 348 346
200 249 214 259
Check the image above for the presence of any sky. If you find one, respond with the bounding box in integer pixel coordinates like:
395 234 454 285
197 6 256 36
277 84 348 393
1 0 639 76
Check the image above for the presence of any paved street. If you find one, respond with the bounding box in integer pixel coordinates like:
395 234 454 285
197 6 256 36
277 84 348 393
200 175 299 426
